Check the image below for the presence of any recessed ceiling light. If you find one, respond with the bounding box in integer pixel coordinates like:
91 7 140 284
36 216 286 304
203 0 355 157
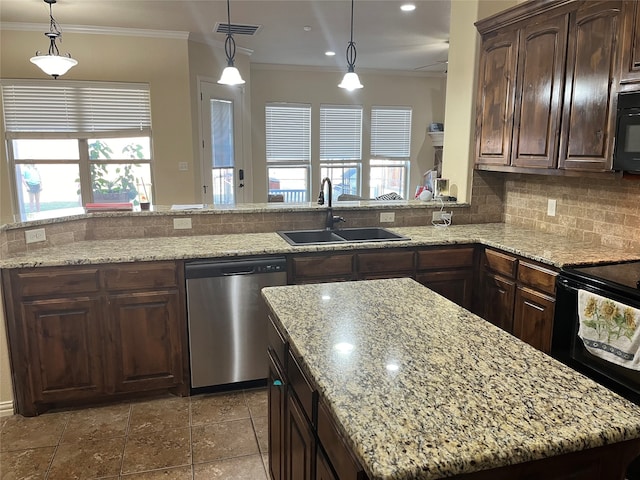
303 25 312 32
325 51 336 56
401 4 416 12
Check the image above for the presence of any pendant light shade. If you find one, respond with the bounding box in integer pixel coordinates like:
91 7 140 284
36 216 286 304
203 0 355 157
218 0 245 86
339 0 363 90
30 0 78 79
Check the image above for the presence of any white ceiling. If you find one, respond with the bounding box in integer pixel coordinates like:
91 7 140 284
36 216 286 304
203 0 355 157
0 0 451 73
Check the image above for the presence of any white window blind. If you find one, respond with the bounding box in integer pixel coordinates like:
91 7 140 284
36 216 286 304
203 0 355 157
320 105 362 161
370 107 412 158
1 80 151 133
265 103 311 163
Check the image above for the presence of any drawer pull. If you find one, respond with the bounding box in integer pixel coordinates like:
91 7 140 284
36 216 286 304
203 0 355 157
524 300 545 312
273 379 283 386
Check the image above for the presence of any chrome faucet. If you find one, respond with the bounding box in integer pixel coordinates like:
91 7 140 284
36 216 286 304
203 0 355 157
318 177 346 230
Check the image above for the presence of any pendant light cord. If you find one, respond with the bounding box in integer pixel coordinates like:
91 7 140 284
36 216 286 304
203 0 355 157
224 0 236 66
345 0 357 72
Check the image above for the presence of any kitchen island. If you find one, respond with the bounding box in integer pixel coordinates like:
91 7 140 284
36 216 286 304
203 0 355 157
262 278 640 480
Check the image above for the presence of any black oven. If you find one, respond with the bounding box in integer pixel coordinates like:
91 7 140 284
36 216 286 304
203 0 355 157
552 261 640 406
614 91 640 173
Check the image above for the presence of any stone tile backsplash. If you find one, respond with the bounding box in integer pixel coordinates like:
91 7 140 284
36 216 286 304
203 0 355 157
502 172 640 251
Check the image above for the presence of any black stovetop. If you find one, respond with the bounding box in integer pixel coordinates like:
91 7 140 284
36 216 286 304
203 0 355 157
565 260 640 293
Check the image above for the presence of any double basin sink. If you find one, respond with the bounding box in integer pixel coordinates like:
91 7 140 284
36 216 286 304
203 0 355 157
278 227 410 246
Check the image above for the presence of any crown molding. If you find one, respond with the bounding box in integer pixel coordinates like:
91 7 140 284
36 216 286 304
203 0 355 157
1 22 190 40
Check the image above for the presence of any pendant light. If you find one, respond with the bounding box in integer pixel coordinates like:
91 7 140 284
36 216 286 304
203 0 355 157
30 0 78 79
218 0 245 85
338 0 363 91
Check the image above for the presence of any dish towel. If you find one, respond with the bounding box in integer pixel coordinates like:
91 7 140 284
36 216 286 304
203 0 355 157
578 289 640 371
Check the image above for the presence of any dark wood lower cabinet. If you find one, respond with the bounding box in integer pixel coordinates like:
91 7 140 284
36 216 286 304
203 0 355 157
481 271 516 332
268 351 285 480
286 391 315 480
416 270 474 310
513 286 555 353
2 261 188 416
316 447 339 480
21 296 105 406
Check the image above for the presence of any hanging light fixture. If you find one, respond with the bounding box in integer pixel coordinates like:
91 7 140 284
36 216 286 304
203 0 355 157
218 0 245 85
30 0 78 79
338 0 363 91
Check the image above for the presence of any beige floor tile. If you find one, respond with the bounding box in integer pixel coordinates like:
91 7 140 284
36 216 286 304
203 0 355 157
120 465 193 479
261 453 269 477
0 447 55 480
47 437 125 480
60 403 131 443
121 427 191 475
0 413 68 452
193 454 268 480
129 396 190 435
190 392 250 426
252 416 268 454
192 419 259 463
244 388 268 418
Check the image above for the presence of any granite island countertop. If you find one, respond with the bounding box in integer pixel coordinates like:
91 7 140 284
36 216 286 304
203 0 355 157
2 223 640 269
262 278 640 480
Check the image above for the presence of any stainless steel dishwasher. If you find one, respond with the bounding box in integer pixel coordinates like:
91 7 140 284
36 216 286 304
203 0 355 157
185 256 287 389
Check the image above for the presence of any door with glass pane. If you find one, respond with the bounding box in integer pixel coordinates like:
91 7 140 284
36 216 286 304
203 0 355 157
200 81 244 205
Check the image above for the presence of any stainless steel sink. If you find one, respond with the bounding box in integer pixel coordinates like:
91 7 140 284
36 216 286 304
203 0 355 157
278 227 409 246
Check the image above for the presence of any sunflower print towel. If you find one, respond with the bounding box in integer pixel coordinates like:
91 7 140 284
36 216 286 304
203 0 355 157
578 290 640 371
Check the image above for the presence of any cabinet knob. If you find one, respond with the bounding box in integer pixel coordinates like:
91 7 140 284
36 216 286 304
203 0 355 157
273 379 282 386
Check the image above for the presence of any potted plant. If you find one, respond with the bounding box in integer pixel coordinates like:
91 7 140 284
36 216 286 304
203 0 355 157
88 140 141 203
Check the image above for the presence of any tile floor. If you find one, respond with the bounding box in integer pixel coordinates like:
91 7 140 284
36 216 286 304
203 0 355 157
0 388 269 480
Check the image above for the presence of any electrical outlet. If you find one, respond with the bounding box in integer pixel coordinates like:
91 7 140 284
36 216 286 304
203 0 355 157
25 228 46 244
178 162 188 171
380 212 395 223
432 211 452 222
547 199 557 217
173 218 192 229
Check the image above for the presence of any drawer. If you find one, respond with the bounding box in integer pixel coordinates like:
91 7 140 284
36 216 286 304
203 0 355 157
517 261 557 295
103 261 178 290
288 350 315 423
358 250 415 274
318 399 364 480
417 247 475 270
484 249 517 278
14 267 101 297
292 254 354 279
268 315 287 369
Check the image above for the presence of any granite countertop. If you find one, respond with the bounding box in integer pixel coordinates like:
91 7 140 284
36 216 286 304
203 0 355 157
2 223 639 269
262 278 640 480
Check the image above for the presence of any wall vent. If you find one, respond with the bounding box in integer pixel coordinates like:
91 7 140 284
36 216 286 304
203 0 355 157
214 23 262 36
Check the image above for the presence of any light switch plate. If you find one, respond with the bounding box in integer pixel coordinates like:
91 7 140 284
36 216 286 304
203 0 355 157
547 199 557 217
25 228 46 244
173 218 192 229
178 162 188 171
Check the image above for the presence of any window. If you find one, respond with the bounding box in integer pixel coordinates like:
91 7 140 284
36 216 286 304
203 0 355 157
265 103 311 203
2 80 153 221
370 106 412 199
211 99 235 205
320 105 362 202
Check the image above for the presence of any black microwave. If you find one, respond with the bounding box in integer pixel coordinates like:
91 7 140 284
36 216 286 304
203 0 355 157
614 91 640 173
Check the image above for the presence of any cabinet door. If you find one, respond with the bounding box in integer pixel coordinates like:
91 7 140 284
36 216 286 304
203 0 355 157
291 254 355 284
106 290 184 393
416 270 474 310
559 1 623 171
286 391 315 480
511 14 568 168
620 0 640 83
21 297 105 406
357 250 415 279
514 286 555 353
482 272 516 333
316 448 339 480
475 30 519 166
268 352 286 480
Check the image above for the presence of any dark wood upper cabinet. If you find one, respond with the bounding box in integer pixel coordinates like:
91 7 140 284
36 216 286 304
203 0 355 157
511 14 568 168
475 30 519 166
559 1 623 171
620 0 640 84
475 0 625 175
